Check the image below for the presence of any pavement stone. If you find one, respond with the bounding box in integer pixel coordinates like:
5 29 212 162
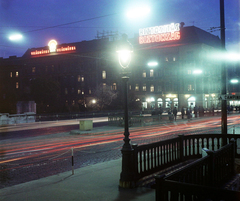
0 159 155 201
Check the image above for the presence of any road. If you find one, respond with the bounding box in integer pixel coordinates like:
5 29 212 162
0 115 240 188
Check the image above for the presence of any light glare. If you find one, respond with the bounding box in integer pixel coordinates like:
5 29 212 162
193 69 202 74
9 34 23 41
147 61 158 67
230 79 239 84
126 6 150 19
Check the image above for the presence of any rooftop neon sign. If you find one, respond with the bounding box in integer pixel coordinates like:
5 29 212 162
30 40 76 56
139 23 181 44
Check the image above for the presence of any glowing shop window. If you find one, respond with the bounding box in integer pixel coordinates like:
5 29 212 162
142 71 146 78
32 67 36 73
102 71 106 79
150 85 154 92
112 83 117 90
16 72 19 77
150 69 154 77
135 84 139 91
143 84 146 91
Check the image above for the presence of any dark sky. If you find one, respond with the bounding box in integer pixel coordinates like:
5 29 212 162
0 0 239 58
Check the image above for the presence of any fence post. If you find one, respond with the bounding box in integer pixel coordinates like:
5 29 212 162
132 144 139 180
71 148 74 175
178 134 184 162
155 174 166 201
206 150 215 185
230 139 236 175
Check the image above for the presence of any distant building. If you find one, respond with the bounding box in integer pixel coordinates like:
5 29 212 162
1 24 235 114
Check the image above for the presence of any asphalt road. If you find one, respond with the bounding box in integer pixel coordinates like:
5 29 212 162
1 115 239 189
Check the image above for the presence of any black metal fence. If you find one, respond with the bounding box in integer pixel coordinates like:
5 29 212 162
155 139 240 201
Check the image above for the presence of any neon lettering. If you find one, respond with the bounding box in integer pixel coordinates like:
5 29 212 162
139 31 180 44
31 49 49 55
139 23 181 44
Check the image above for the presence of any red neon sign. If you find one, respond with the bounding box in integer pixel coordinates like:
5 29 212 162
139 23 181 44
31 49 49 56
57 46 76 52
139 32 180 44
30 46 76 56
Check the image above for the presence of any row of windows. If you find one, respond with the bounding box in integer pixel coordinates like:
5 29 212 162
64 88 89 95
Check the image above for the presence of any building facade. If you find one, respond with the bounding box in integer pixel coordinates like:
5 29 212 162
0 24 230 114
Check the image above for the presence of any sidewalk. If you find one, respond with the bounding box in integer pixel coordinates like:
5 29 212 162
0 159 155 201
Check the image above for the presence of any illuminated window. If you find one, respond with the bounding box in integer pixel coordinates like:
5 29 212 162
78 75 81 82
188 84 193 91
32 67 36 73
16 72 19 77
173 57 176 61
65 88 68 94
16 82 19 89
135 84 139 91
150 85 154 92
81 76 84 82
103 83 106 91
89 89 92 94
142 71 146 77
129 85 131 90
102 71 106 79
10 72 12 77
165 57 169 62
143 84 146 91
78 89 81 94
112 83 117 90
82 90 84 95
150 69 154 77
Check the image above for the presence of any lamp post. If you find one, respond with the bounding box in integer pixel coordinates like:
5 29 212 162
220 0 227 145
117 34 135 188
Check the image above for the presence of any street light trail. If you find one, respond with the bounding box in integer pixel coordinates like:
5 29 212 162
1 115 240 188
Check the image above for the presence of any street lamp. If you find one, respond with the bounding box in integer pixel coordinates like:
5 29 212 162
117 34 135 188
220 0 227 145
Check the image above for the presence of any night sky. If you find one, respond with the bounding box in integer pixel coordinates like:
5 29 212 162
0 0 239 58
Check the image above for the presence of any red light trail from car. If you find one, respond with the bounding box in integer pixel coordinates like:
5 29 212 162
1 116 240 175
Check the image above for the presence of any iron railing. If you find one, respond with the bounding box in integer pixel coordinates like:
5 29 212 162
132 134 240 182
155 139 240 201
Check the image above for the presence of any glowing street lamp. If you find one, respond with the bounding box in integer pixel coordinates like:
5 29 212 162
230 79 239 84
126 6 151 19
193 69 203 74
8 33 23 41
147 61 158 67
117 34 136 188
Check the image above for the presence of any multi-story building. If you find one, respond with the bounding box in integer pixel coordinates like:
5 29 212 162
0 23 228 114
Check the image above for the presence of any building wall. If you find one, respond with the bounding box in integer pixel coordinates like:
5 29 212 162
0 26 225 114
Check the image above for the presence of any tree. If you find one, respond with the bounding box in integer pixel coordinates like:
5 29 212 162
93 84 118 110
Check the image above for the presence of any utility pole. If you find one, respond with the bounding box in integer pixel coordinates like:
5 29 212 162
220 0 227 145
